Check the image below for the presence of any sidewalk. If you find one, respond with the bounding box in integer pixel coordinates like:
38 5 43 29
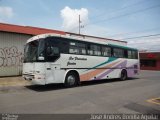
0 76 31 87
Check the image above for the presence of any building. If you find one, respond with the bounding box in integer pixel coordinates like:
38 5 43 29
139 52 160 71
0 23 127 76
0 23 65 76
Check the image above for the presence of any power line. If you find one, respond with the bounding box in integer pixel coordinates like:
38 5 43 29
69 4 160 32
85 4 160 26
90 0 146 19
121 33 160 40
129 42 160 45
126 36 160 45
128 40 160 45
128 39 160 45
107 27 160 37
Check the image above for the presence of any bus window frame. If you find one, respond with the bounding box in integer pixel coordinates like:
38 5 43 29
45 37 61 62
43 36 138 60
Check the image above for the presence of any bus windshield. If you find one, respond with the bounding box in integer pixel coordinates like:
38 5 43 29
24 39 45 62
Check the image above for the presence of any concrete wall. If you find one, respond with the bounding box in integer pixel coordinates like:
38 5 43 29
0 32 32 76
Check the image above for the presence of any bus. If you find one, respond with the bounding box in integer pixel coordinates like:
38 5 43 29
23 33 139 87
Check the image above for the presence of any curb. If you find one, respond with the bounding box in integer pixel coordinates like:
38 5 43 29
0 83 31 92
0 85 30 93
0 76 31 92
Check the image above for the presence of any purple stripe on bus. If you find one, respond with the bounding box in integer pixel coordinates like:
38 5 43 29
127 63 139 77
96 60 127 79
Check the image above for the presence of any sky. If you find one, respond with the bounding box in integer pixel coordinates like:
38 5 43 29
0 0 160 51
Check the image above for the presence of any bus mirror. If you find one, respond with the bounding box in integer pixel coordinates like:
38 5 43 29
38 56 44 60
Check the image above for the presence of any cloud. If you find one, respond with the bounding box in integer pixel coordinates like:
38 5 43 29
60 6 121 38
127 37 160 51
60 6 89 31
109 30 160 51
0 19 4 22
60 6 160 51
0 6 14 18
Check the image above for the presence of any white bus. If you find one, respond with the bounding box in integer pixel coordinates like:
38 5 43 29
23 33 139 87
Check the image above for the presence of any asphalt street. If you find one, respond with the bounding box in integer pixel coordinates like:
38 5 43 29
0 70 160 114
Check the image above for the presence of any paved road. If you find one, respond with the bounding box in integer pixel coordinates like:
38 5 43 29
0 70 160 114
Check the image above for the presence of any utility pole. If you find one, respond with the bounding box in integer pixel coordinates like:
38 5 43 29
78 15 84 35
79 15 81 34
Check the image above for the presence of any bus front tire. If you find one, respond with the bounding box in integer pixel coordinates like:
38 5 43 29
120 69 127 81
64 72 79 87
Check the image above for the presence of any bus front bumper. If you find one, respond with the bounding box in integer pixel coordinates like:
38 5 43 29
23 74 46 85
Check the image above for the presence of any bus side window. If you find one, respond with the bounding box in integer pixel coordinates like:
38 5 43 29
77 42 86 55
59 38 69 54
87 44 93 55
69 41 86 55
69 46 79 54
127 50 138 59
90 45 101 56
132 51 136 59
128 50 132 59
46 46 59 56
69 42 79 54
113 48 124 58
124 49 128 58
135 51 138 59
102 46 111 57
46 37 60 61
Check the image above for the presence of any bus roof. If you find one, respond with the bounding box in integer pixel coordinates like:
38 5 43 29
27 33 137 50
108 44 138 51
27 33 109 45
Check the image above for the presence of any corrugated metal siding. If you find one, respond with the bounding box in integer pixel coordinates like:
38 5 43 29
0 32 33 76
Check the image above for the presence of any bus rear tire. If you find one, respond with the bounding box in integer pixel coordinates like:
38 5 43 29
120 69 127 81
64 71 79 87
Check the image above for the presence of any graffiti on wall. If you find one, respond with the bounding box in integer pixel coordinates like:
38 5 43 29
0 46 23 67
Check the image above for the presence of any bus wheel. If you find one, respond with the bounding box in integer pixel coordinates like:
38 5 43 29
120 69 127 81
65 72 78 87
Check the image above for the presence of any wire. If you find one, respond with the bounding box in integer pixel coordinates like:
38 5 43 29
69 4 160 33
121 33 160 40
90 0 146 19
86 4 160 26
128 40 160 45
107 27 160 37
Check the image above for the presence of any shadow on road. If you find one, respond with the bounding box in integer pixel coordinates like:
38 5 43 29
26 77 139 92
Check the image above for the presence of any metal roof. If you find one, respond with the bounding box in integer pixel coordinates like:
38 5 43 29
0 22 126 44
0 23 66 35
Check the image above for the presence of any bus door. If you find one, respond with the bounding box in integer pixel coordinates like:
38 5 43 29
45 39 61 83
45 63 61 84
51 64 61 82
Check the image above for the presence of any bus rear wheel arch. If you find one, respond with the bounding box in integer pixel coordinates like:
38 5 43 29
64 71 80 87
120 69 127 81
